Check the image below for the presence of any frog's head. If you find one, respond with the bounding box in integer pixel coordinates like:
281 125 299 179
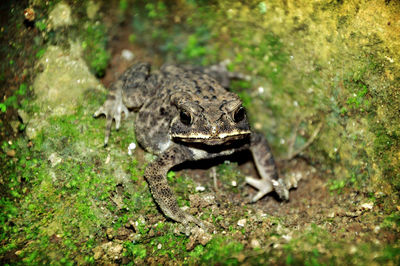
170 92 251 146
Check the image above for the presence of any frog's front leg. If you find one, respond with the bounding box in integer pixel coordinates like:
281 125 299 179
145 145 208 228
246 133 289 202
93 63 152 146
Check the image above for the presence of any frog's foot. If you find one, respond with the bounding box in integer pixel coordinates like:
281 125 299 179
246 176 273 202
284 172 303 190
93 94 129 146
246 176 289 202
272 178 289 201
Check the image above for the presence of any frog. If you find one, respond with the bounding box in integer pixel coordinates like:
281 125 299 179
94 62 298 228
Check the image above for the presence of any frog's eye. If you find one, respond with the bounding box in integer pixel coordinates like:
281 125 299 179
180 110 192 126
233 106 246 123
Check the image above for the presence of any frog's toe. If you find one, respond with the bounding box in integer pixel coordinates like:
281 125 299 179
122 105 129 118
93 106 106 118
114 113 121 130
104 117 114 146
272 179 289 201
284 172 303 190
115 105 129 130
245 176 273 202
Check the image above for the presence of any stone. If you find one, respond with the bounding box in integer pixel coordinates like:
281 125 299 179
48 2 73 29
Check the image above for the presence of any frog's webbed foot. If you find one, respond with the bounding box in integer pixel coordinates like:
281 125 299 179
246 176 273 203
246 176 288 203
93 81 129 146
247 132 289 202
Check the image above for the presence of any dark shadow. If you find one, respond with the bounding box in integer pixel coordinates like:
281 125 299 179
172 149 253 172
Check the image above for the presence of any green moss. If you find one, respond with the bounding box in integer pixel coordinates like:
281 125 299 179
244 223 399 265
82 23 110 77
119 0 128 13
35 20 48 32
381 211 400 230
345 81 370 111
230 80 253 108
190 236 244 265
0 91 151 262
145 2 167 20
216 161 244 193
124 242 147 259
0 83 28 113
376 245 400 265
150 233 187 258
167 171 195 207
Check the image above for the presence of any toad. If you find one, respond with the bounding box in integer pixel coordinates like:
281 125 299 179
94 63 296 228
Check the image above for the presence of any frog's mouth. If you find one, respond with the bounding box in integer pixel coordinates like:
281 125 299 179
172 130 251 146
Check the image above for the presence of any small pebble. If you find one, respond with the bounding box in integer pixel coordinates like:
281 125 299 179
360 202 373 210
250 239 260 248
237 218 246 227
105 154 111 164
254 122 262 130
6 150 16 157
282 234 292 242
92 246 103 260
121 49 134 61
128 142 136 155
350 245 357 254
106 228 114 240
195 185 205 192
374 226 381 233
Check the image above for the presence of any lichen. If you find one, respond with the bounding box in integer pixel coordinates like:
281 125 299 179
33 43 104 112
48 2 73 29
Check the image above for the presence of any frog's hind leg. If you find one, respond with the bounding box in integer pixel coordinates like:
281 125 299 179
246 133 289 202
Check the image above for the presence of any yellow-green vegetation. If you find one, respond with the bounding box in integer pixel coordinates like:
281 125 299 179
81 23 110 77
1 0 399 264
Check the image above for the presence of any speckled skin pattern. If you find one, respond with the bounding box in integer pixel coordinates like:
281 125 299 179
94 63 291 228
